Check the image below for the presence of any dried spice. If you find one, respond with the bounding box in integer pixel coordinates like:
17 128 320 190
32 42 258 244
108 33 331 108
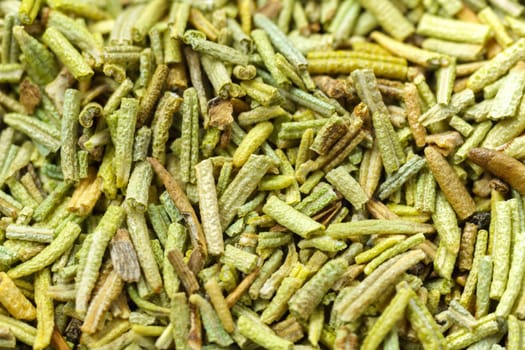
2 1 525 349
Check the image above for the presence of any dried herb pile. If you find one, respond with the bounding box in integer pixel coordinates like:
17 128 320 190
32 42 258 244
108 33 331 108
1 0 525 349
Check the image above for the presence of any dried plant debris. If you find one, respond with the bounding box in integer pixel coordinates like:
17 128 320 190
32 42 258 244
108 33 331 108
2 0 525 349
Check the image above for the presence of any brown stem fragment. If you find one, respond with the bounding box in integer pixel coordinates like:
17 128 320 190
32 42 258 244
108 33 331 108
148 157 208 259
167 248 200 295
226 268 261 307
468 147 525 196
424 146 476 219
403 83 426 148
188 303 202 350
109 229 141 282
51 327 70 350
